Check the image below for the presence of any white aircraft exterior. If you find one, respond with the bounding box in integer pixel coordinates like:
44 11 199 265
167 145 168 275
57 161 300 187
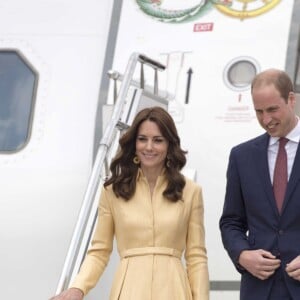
0 1 300 299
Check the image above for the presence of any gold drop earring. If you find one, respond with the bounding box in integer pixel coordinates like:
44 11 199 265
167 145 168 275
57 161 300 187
133 155 140 164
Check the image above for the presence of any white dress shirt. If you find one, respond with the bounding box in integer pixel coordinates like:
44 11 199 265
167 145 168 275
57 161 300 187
268 118 300 183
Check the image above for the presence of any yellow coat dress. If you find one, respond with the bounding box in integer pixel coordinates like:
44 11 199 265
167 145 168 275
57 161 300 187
71 170 209 300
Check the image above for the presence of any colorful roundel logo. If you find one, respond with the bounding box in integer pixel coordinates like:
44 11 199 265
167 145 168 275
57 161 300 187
214 0 281 20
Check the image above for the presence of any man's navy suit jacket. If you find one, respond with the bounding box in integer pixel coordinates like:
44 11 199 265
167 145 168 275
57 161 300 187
220 132 300 300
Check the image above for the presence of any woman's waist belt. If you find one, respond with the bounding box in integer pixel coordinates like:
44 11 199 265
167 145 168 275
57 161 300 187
121 247 182 259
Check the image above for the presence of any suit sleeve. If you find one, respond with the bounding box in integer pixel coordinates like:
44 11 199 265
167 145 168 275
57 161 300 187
185 183 209 300
219 148 250 271
70 187 114 295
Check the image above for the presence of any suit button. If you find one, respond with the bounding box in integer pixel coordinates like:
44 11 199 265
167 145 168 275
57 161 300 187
278 230 284 235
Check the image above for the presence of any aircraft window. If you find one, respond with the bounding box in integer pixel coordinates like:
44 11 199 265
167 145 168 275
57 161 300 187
0 51 37 152
223 57 259 92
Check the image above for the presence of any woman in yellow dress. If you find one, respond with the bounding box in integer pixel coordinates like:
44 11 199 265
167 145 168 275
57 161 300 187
50 106 209 300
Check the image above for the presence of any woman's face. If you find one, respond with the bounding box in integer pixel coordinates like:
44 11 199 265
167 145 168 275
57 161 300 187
135 120 169 173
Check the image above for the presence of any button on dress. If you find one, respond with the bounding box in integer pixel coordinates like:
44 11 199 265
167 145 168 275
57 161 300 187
71 170 209 300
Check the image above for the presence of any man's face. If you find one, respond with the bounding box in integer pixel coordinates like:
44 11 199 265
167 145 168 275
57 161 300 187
252 84 296 137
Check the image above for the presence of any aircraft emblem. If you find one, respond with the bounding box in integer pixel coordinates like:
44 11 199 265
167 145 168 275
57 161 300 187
135 0 281 22
214 0 281 20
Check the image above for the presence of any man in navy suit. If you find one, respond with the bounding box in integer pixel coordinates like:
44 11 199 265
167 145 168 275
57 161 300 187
220 69 300 300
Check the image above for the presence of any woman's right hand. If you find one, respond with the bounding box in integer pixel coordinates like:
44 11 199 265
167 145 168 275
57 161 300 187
49 288 84 300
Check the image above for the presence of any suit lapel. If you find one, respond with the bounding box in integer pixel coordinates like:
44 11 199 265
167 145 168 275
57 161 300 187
282 143 300 212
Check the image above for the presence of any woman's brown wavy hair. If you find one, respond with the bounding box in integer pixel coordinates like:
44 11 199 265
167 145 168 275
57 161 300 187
104 106 187 202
